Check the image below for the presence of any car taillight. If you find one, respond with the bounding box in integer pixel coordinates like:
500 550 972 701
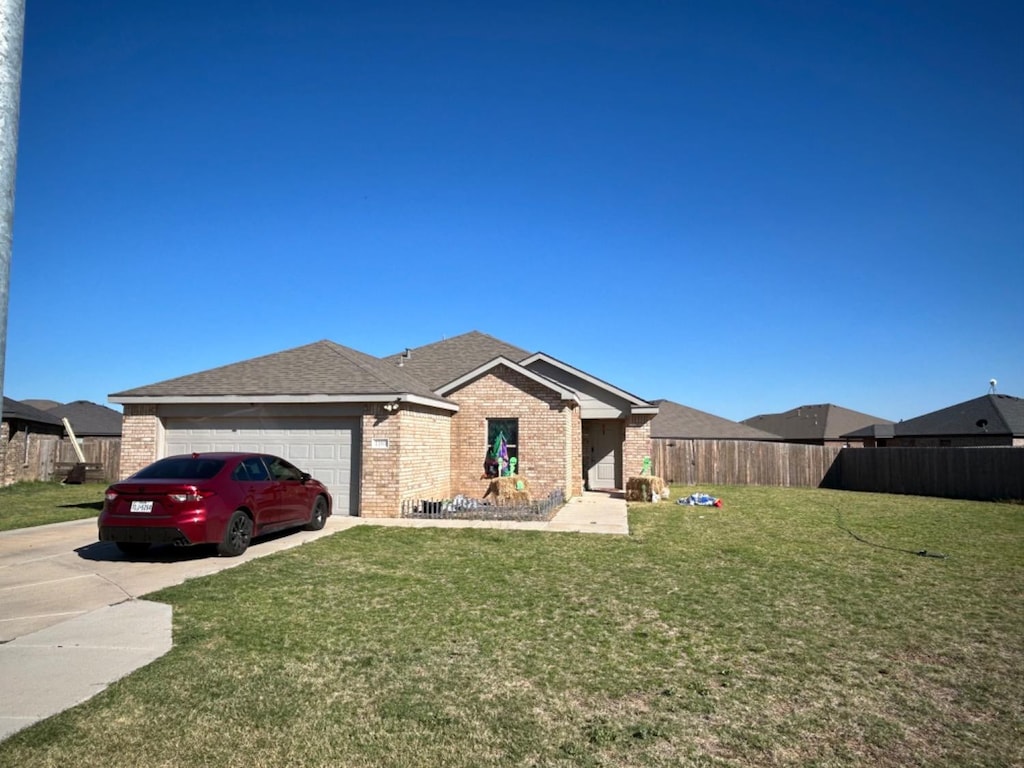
105 490 118 503
168 488 213 503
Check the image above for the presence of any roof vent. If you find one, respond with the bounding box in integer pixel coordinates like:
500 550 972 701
976 418 988 431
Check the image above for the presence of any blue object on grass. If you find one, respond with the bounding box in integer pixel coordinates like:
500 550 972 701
678 493 722 507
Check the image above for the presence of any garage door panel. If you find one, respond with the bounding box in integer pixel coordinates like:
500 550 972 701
313 445 336 460
287 445 311 461
162 418 359 515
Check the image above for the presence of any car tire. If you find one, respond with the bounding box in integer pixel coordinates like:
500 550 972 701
218 511 253 557
115 541 150 557
305 495 328 531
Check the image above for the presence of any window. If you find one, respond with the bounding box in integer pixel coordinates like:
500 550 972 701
485 418 518 477
232 456 270 482
265 456 304 481
135 457 225 480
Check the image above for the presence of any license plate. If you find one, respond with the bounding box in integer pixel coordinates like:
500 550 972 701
130 500 154 513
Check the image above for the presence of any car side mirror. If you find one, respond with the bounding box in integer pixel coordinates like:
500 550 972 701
300 472 312 483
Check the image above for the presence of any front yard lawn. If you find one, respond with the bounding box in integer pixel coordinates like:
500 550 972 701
0 482 106 532
1 486 1021 767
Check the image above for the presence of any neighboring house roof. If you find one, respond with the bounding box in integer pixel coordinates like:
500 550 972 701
650 399 782 440
878 394 1024 439
20 398 61 411
2 397 64 427
47 401 123 436
382 331 532 391
741 403 893 442
841 422 896 440
109 340 456 410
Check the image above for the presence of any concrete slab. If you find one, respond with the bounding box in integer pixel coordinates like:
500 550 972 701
0 515 358 642
0 600 172 740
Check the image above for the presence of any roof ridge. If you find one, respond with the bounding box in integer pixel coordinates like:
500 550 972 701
322 340 430 391
984 393 1014 433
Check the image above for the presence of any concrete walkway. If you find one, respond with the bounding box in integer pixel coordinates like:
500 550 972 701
0 492 626 740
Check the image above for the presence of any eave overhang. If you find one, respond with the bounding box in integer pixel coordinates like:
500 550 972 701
108 393 460 412
436 356 580 402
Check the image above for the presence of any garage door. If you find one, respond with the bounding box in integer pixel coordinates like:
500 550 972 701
163 418 359 516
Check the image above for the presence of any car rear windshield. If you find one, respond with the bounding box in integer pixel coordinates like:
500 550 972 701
133 457 226 480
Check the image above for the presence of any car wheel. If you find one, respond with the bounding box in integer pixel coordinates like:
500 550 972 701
116 541 150 557
305 495 328 531
218 511 253 557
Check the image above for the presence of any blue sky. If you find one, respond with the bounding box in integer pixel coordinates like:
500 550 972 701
5 0 1022 422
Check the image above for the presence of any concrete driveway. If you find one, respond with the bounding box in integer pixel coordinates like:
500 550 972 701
0 515 359 740
0 515 359 643
0 492 626 740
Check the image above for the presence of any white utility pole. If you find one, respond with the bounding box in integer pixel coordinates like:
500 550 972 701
0 0 25 424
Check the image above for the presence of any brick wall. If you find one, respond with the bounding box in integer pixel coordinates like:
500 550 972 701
119 405 162 479
360 403 452 518
398 405 451 505
1 421 63 486
568 404 583 497
448 365 576 500
889 435 1018 447
623 413 654 480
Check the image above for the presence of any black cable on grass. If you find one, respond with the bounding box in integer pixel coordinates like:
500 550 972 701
833 506 947 559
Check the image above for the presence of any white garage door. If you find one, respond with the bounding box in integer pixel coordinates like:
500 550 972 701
163 418 359 516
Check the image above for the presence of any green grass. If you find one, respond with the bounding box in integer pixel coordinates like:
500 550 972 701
1 485 1022 767
0 481 106 531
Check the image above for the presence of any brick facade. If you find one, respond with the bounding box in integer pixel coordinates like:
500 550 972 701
448 365 579 501
360 403 452 518
1 421 62 486
568 404 584 497
119 405 162 479
889 435 1019 448
623 413 654 480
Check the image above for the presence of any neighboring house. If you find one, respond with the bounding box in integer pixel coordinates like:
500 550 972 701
46 400 124 481
46 401 123 437
741 403 893 447
21 398 61 411
1 397 65 486
650 399 782 441
109 331 660 517
843 394 1024 447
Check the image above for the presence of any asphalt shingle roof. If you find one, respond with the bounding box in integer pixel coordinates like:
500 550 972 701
110 340 449 403
891 394 1024 437
20 399 61 411
741 403 893 441
2 397 64 427
651 399 781 440
47 401 123 436
381 331 533 391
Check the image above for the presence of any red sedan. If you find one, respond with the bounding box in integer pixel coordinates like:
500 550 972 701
99 452 332 557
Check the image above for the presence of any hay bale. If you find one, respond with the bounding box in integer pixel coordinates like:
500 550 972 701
485 475 531 503
625 475 667 502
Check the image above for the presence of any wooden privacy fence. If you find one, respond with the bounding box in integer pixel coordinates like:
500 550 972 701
827 447 1024 501
650 439 1023 501
651 439 842 487
3 436 121 485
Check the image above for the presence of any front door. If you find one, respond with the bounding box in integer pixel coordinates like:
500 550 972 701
585 420 623 491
